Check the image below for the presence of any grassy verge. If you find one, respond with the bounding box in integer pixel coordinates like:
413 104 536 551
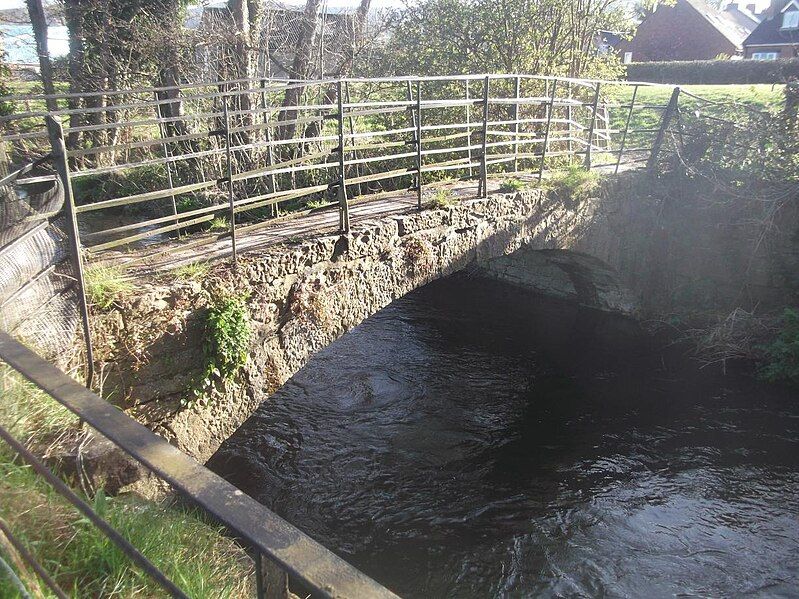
0 367 253 598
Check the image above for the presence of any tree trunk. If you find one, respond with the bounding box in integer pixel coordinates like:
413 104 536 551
278 0 323 141
25 0 58 112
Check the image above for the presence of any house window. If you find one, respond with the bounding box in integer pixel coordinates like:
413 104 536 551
752 52 779 60
782 10 799 29
623 52 633 64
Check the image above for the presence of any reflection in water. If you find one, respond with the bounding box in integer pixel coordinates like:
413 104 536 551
208 273 799 598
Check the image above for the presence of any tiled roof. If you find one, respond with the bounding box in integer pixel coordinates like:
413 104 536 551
745 0 799 45
685 0 757 47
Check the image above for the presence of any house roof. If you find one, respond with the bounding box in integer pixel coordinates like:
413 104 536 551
685 0 757 48
744 0 799 45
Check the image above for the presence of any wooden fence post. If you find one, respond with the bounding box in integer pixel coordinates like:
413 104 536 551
647 86 681 176
222 98 238 268
513 75 521 173
415 80 423 209
538 79 558 182
480 75 490 198
153 92 180 235
584 82 601 170
336 80 350 233
615 84 639 174
45 116 94 388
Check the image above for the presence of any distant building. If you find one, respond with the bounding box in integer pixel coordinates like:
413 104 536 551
619 0 758 62
743 0 799 59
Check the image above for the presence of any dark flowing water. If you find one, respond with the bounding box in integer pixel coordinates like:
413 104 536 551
208 274 799 598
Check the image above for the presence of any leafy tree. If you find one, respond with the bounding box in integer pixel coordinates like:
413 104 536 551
373 0 630 79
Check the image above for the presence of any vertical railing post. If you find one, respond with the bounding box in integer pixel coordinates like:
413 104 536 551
153 92 180 235
260 78 279 217
405 80 419 192
344 81 363 197
336 80 350 233
584 82 601 170
615 84 639 174
538 79 558 182
480 75 490 198
255 551 265 599
465 79 474 177
45 116 94 388
513 75 521 173
415 80 423 209
647 86 681 176
566 82 574 164
222 98 238 268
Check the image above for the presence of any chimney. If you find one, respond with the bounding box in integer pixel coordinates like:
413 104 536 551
746 3 757 12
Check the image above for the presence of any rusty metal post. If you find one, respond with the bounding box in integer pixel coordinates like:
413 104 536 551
513 75 521 173
45 116 94 388
415 80 423 209
222 98 238 268
615 84 639 174
336 80 350 233
480 75 490 198
584 82 601 170
648 86 681 176
153 92 180 234
538 79 558 182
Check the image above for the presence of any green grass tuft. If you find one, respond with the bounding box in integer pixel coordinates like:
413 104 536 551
429 188 456 209
207 217 229 232
173 261 211 282
544 166 600 205
499 178 527 193
85 265 134 310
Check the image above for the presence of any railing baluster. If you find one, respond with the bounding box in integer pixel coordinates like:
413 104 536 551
465 79 473 177
255 550 265 599
513 75 521 173
480 75 490 198
538 79 558 182
344 81 363 197
45 116 95 388
615 84 639 174
153 91 180 235
336 80 350 233
584 82 601 170
260 78 279 217
222 98 238 267
416 80 423 209
567 82 574 164
648 86 681 176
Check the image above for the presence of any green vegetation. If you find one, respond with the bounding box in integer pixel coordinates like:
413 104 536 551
499 178 528 193
759 308 799 387
173 261 211 282
192 292 252 403
85 265 134 309
543 166 600 205
305 199 332 210
0 369 251 598
429 188 457 209
208 216 229 232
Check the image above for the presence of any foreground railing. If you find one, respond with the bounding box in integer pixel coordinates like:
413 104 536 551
0 331 398 599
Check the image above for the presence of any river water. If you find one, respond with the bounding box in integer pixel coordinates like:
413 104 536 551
208 273 799 598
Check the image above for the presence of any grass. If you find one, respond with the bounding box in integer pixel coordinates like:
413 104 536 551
429 188 457 209
0 367 253 598
173 261 211 282
543 166 600 205
208 217 229 232
499 178 528 193
85 265 134 310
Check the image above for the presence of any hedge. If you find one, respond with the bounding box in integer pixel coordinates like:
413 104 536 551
625 59 799 85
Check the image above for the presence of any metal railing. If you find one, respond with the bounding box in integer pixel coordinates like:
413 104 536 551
0 331 398 599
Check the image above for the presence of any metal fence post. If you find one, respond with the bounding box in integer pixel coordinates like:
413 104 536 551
415 80 423 209
336 80 350 233
584 82 601 170
465 79 473 177
615 84 639 174
647 86 681 176
566 82 574 164
513 75 521 173
405 80 419 193
260 78 279 217
222 98 238 268
538 79 558 182
344 81 363 197
153 92 180 235
45 116 94 388
480 75 490 198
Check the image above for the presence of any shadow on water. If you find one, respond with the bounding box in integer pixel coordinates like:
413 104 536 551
208 272 799 598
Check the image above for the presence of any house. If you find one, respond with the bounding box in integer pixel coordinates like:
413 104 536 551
743 0 799 59
619 0 758 62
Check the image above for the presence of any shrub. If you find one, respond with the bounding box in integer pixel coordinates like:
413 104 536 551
191 292 252 404
625 58 799 85
84 265 133 309
759 308 799 386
